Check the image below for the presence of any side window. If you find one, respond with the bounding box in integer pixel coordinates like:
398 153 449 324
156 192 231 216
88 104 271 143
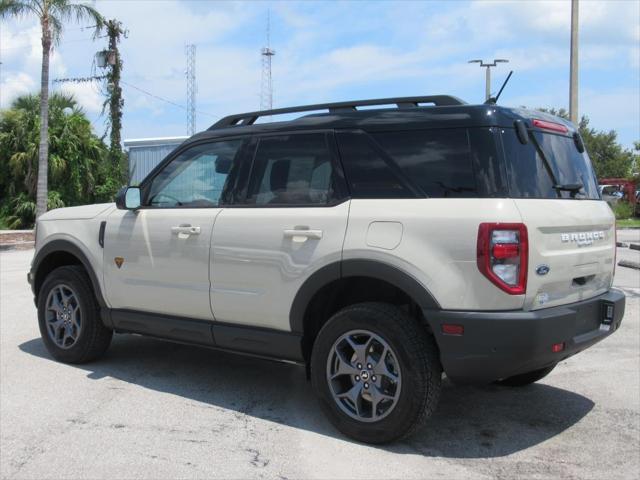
146 140 242 208
371 128 478 198
335 131 414 198
245 133 335 206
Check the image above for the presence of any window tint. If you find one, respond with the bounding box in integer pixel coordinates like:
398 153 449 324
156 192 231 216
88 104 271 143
372 128 477 197
147 140 242 207
246 134 334 205
501 129 599 199
335 131 413 198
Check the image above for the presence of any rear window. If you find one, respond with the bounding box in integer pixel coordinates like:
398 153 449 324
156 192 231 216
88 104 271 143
501 128 599 199
336 128 504 199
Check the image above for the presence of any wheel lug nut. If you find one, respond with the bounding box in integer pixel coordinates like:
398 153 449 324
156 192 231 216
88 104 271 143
372 376 377 382
355 375 360 381
357 363 362 369
367 363 372 369
364 382 369 389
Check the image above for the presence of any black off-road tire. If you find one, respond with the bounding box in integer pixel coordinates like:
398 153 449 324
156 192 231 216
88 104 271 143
496 364 556 387
311 302 442 444
37 265 112 363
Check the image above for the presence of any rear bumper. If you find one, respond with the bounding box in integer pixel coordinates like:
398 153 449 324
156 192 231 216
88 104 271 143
427 289 626 384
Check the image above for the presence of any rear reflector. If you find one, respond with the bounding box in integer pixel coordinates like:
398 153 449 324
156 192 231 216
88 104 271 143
552 342 565 353
532 118 569 133
441 324 464 336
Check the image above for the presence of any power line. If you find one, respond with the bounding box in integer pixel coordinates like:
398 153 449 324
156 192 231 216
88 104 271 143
0 36 96 51
120 80 217 119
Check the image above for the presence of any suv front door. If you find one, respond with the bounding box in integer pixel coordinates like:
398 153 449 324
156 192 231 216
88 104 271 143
104 139 244 320
210 132 349 331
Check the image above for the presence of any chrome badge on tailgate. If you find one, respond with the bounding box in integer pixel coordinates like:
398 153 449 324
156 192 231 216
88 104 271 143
560 231 605 247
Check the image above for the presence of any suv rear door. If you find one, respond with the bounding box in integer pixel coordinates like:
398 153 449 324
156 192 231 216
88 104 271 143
500 124 615 311
210 131 349 331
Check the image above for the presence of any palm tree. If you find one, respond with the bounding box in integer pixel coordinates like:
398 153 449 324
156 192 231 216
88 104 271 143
0 0 103 218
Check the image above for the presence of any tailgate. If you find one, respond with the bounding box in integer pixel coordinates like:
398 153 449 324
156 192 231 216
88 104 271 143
515 199 616 310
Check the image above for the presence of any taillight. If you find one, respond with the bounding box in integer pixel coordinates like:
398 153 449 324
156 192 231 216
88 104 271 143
477 223 528 295
532 118 569 133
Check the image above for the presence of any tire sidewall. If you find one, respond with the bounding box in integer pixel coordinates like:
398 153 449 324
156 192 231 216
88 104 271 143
311 304 437 443
37 267 100 363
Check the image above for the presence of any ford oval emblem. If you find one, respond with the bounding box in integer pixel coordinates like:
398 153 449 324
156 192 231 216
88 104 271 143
536 264 550 276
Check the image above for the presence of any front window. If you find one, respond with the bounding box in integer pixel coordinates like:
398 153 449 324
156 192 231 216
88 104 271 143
147 140 242 208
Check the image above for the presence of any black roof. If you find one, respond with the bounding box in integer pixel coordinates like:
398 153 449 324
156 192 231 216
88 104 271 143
187 95 576 144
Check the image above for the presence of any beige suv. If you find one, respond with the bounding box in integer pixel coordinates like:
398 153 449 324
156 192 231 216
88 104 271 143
28 96 625 443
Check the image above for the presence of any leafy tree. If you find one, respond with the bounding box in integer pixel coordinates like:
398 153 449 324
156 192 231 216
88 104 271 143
536 107 638 179
0 93 116 228
0 0 103 219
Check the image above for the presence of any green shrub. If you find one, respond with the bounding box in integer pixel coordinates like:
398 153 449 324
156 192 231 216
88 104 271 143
612 202 634 220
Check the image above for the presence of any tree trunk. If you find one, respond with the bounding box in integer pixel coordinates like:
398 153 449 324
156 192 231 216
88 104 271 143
36 28 51 219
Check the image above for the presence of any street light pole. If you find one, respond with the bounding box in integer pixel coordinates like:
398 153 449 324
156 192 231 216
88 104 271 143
469 59 509 101
569 0 579 123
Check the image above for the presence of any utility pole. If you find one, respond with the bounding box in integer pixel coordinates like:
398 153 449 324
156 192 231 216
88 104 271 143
260 10 275 111
185 44 196 135
468 59 509 101
569 0 579 123
104 19 125 165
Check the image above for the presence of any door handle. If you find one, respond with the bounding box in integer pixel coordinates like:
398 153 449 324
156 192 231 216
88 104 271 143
171 224 201 235
283 228 323 240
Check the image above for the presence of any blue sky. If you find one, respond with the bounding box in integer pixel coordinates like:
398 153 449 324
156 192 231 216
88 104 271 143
1 0 638 147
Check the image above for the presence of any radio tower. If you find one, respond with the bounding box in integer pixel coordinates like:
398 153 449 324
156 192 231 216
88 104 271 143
185 44 197 135
260 11 275 111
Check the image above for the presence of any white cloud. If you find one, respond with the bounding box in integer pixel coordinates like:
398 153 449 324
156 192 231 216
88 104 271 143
0 72 36 107
56 81 104 113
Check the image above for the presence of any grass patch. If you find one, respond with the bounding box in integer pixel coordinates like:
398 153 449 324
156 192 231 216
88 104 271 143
0 216 9 230
617 218 640 228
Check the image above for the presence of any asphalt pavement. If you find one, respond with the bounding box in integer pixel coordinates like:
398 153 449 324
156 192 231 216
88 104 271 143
1 243 638 479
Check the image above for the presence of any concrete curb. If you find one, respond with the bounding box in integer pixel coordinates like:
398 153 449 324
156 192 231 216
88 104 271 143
618 259 640 270
0 241 35 251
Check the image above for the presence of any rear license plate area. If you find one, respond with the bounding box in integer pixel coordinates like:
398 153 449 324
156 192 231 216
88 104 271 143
600 301 615 332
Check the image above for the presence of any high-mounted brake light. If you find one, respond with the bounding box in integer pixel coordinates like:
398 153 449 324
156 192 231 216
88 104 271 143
477 223 528 295
532 118 568 134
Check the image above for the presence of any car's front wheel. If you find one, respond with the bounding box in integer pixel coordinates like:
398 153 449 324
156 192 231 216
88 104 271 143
37 265 112 364
311 302 441 444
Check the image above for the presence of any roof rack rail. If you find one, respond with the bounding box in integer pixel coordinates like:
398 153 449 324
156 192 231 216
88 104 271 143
209 95 466 129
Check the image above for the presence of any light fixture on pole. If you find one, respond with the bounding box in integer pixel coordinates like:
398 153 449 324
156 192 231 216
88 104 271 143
468 59 509 101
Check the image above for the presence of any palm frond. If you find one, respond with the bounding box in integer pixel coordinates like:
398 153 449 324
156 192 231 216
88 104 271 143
51 1 104 36
0 0 40 20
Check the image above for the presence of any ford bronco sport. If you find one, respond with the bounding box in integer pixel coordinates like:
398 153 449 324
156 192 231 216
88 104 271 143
28 95 625 443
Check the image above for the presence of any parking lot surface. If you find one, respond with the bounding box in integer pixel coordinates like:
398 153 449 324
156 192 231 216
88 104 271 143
1 245 639 479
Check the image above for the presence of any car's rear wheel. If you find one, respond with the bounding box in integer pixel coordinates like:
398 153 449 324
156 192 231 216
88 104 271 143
496 364 556 387
38 265 112 363
311 302 441 444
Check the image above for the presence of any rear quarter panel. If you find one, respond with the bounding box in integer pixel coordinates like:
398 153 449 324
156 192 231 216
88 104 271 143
343 198 526 310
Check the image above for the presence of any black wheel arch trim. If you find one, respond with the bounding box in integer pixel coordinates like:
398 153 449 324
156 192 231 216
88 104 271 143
31 239 108 310
289 259 441 334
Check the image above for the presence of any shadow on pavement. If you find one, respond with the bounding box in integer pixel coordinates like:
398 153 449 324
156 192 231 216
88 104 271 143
19 334 594 458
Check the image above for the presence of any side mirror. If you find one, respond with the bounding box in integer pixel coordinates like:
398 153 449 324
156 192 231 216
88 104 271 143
115 186 141 210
